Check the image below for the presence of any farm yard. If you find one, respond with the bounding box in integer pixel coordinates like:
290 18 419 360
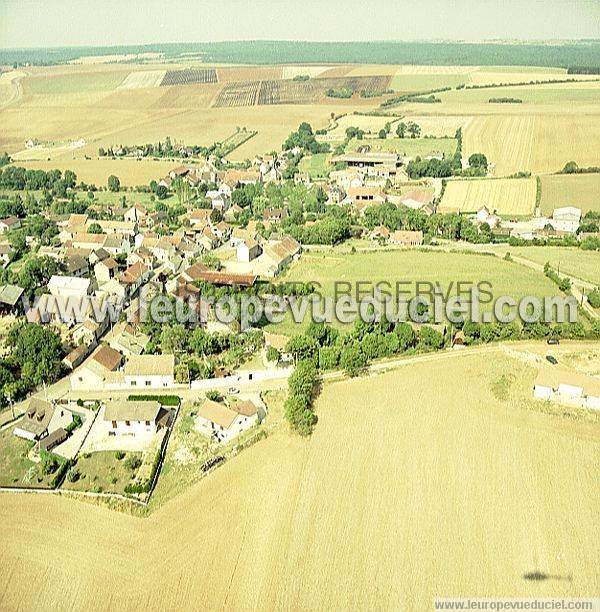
1 349 598 608
539 174 600 216
439 177 537 215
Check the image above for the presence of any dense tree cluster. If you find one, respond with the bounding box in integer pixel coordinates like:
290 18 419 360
0 322 64 406
283 123 330 154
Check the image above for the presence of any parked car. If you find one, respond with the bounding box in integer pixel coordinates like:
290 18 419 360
547 337 560 345
546 355 558 365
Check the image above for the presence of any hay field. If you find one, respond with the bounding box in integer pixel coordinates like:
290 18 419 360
439 177 537 215
347 136 457 157
402 114 474 137
327 113 400 139
463 114 600 176
540 174 600 216
1 349 598 609
390 73 468 91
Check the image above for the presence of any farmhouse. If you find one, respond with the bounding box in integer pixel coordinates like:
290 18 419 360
70 345 123 390
369 225 390 240
13 399 55 441
0 216 21 233
108 322 150 356
333 152 400 179
0 243 14 267
94 257 119 284
0 284 24 313
534 366 600 410
48 275 91 298
389 230 424 247
195 398 259 443
124 205 147 223
103 400 170 436
124 354 175 388
262 235 301 276
550 207 581 233
399 190 434 211
237 237 262 262
346 186 386 207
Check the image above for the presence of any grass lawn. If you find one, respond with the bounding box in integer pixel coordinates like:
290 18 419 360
347 136 457 158
63 450 146 495
0 427 61 488
265 249 559 335
298 153 330 179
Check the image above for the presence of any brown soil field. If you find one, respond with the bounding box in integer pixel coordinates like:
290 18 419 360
1 348 598 610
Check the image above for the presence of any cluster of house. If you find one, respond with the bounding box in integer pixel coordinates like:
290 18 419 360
534 366 600 410
473 206 584 240
157 152 290 192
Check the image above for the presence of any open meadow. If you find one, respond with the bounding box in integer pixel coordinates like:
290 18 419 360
540 173 600 216
439 177 537 215
0 347 598 609
498 246 600 287
267 249 558 335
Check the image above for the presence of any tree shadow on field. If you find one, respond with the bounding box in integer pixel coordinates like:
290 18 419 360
523 571 573 583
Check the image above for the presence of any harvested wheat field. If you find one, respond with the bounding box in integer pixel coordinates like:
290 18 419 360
463 114 600 176
1 348 598 610
439 177 537 215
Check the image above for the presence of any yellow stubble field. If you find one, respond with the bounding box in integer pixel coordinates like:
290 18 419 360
439 177 537 215
0 348 598 610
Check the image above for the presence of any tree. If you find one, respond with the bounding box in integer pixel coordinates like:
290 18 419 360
561 161 578 174
340 346 367 377
378 129 387 139
396 122 407 138
87 222 103 234
160 324 188 354
587 288 600 309
284 360 317 436
210 208 223 223
468 153 488 170
266 346 280 362
107 175 120 192
17 256 59 295
6 322 63 388
406 121 421 138
155 184 168 200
